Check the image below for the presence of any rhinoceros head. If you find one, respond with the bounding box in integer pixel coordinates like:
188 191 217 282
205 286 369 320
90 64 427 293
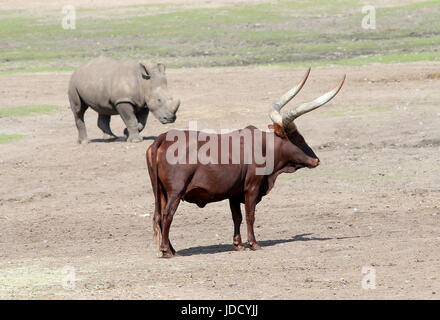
140 61 180 124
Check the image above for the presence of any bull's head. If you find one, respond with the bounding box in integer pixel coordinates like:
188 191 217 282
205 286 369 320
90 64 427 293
269 68 345 169
140 62 180 124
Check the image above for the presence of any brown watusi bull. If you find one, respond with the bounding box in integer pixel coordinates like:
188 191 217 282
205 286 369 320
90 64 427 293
146 68 345 257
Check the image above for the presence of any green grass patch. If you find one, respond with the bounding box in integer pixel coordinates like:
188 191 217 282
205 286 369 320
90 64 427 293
0 134 25 144
0 66 75 75
276 52 440 68
0 49 85 62
382 0 440 12
0 0 439 71
0 105 59 118
334 52 440 66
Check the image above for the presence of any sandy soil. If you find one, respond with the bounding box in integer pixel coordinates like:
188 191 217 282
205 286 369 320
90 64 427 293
0 62 439 299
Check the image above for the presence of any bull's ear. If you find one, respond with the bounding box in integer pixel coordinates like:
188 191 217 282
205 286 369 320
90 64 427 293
268 123 286 138
157 63 166 73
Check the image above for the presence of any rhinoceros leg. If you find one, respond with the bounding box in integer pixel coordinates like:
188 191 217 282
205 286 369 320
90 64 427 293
123 108 149 138
69 94 88 144
97 114 116 140
116 102 142 143
136 108 149 132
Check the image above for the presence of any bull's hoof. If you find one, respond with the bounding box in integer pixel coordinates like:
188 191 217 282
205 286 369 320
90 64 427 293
161 250 175 258
158 245 176 258
249 242 262 251
233 243 245 251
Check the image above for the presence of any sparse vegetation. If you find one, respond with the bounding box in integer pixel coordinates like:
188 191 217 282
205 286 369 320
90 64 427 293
0 105 59 118
0 0 439 73
0 134 25 144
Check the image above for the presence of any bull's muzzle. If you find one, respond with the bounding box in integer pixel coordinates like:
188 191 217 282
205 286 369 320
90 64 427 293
307 158 320 168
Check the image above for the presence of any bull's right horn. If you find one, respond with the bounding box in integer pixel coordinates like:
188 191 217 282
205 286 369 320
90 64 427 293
283 75 346 124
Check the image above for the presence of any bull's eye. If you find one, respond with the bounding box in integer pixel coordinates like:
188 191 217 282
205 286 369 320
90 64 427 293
158 98 162 103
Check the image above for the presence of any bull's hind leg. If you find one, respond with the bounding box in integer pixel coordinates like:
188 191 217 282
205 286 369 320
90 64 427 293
160 194 181 258
153 185 176 255
153 210 161 250
229 198 245 251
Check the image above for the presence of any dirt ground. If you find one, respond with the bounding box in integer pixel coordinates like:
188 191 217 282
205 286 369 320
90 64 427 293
1 62 439 299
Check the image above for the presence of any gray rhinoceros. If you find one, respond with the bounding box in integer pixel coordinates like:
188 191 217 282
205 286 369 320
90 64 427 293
68 56 180 143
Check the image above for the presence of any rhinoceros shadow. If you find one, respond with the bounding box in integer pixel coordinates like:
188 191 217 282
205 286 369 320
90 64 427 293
177 233 360 257
89 135 157 143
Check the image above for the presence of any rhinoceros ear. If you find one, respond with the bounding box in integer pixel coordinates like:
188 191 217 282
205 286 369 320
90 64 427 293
139 62 154 80
157 63 166 74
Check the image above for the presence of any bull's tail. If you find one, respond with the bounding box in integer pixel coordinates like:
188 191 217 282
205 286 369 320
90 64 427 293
146 134 166 250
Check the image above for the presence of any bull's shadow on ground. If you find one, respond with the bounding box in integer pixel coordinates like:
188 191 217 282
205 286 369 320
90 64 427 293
177 233 359 257
89 136 156 143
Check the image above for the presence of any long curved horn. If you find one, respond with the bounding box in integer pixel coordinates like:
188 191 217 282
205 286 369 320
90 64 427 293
269 68 311 125
273 67 310 111
283 74 346 125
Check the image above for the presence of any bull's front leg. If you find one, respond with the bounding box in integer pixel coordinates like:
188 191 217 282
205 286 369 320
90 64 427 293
229 198 244 251
244 190 261 250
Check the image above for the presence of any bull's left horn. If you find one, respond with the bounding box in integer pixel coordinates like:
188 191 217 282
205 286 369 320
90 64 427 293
273 67 310 112
269 68 311 125
283 74 346 124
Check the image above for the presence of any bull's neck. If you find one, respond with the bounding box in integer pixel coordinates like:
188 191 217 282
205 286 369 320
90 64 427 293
271 135 290 173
